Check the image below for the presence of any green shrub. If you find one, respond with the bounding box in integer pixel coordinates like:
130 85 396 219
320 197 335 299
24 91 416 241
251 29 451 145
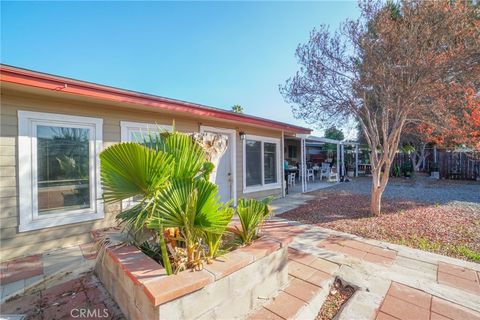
392 164 401 177
235 197 273 245
100 130 233 274
452 246 480 262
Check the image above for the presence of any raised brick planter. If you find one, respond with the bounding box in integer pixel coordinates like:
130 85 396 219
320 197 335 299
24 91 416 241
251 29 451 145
96 236 290 320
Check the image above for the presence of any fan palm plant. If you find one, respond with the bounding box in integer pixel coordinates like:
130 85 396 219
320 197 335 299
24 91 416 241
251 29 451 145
142 130 212 180
235 197 273 245
100 142 174 274
100 129 234 274
148 179 234 269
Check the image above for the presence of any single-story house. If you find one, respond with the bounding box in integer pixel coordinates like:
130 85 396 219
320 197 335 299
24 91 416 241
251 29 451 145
0 64 314 261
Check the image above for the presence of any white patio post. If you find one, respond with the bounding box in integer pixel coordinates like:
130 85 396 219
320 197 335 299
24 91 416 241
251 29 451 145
281 131 286 198
433 146 437 163
355 144 359 177
301 138 306 192
340 143 345 178
336 143 340 182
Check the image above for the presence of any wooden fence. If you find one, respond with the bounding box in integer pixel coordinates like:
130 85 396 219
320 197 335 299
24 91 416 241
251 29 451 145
438 151 480 180
392 150 480 180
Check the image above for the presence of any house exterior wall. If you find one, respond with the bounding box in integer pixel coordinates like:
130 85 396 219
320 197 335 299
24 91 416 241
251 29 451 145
0 90 283 261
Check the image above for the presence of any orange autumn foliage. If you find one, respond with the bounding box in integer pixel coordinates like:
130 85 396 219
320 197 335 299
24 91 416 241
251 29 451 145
419 87 480 151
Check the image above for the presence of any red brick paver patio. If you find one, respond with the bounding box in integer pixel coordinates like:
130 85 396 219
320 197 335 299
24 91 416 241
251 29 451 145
376 282 480 320
0 255 43 285
0 272 124 319
437 262 480 295
318 235 397 266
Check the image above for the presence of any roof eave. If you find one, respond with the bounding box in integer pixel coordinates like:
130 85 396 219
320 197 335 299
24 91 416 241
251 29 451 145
0 64 311 134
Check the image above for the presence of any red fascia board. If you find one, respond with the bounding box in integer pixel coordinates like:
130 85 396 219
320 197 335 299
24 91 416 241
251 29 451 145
0 65 311 134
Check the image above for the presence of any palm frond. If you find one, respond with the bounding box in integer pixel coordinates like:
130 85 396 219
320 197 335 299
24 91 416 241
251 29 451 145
164 133 207 179
235 197 272 244
100 142 173 202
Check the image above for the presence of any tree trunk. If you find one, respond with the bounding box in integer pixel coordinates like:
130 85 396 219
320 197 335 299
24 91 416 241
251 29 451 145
370 170 383 216
370 154 393 216
371 186 383 216
412 153 422 172
413 144 427 172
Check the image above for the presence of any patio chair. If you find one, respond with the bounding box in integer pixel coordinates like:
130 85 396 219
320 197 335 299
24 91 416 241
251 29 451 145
306 168 315 181
288 173 296 186
329 166 338 181
319 163 331 180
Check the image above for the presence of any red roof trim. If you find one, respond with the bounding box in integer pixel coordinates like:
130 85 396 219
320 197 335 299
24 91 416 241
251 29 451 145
0 65 311 134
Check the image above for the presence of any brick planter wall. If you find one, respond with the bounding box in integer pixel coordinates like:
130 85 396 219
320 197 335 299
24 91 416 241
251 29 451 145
96 237 290 320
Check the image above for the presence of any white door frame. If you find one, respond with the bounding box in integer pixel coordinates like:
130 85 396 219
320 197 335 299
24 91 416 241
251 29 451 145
199 125 237 206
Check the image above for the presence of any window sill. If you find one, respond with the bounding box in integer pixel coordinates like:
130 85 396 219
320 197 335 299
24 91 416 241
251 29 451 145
19 210 104 233
242 183 281 194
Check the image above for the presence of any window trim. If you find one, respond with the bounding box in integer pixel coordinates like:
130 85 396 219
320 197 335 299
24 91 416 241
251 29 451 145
120 121 172 143
242 134 281 194
18 111 104 232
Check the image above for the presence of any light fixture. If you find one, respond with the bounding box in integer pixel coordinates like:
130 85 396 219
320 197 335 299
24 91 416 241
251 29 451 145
239 131 246 140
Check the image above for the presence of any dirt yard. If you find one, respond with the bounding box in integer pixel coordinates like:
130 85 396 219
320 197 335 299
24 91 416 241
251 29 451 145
280 177 480 262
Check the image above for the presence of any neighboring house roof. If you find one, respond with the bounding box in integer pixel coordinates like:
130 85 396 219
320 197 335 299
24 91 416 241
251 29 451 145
0 64 311 134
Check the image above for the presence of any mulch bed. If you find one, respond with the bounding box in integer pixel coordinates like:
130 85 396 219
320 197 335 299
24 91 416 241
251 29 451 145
279 190 480 262
317 278 355 320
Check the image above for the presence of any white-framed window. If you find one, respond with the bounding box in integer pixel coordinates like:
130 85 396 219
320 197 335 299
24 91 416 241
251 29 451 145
120 121 172 144
18 111 104 232
120 121 173 208
243 134 281 193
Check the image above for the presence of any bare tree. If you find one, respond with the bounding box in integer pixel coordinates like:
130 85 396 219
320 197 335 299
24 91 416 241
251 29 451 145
281 1 479 215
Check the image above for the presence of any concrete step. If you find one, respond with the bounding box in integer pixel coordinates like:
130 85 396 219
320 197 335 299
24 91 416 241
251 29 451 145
247 248 339 320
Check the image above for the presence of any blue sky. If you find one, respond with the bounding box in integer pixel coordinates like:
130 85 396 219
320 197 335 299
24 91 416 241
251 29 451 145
1 1 360 136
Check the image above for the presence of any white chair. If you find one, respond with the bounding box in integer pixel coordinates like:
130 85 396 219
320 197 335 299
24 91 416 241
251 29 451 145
320 163 331 180
297 164 304 179
329 166 338 181
288 173 296 186
306 169 315 181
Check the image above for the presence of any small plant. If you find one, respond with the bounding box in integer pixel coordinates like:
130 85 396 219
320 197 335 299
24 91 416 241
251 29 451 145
235 197 273 245
139 241 162 263
148 180 234 270
392 164 401 177
454 246 480 262
401 162 413 178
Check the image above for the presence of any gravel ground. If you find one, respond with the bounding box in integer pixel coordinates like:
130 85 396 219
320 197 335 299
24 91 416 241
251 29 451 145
329 176 480 206
280 177 480 262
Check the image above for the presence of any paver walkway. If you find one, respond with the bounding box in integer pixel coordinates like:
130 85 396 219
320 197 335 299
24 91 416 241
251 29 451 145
2 210 479 319
377 282 480 320
247 218 480 320
0 241 97 303
0 272 124 319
